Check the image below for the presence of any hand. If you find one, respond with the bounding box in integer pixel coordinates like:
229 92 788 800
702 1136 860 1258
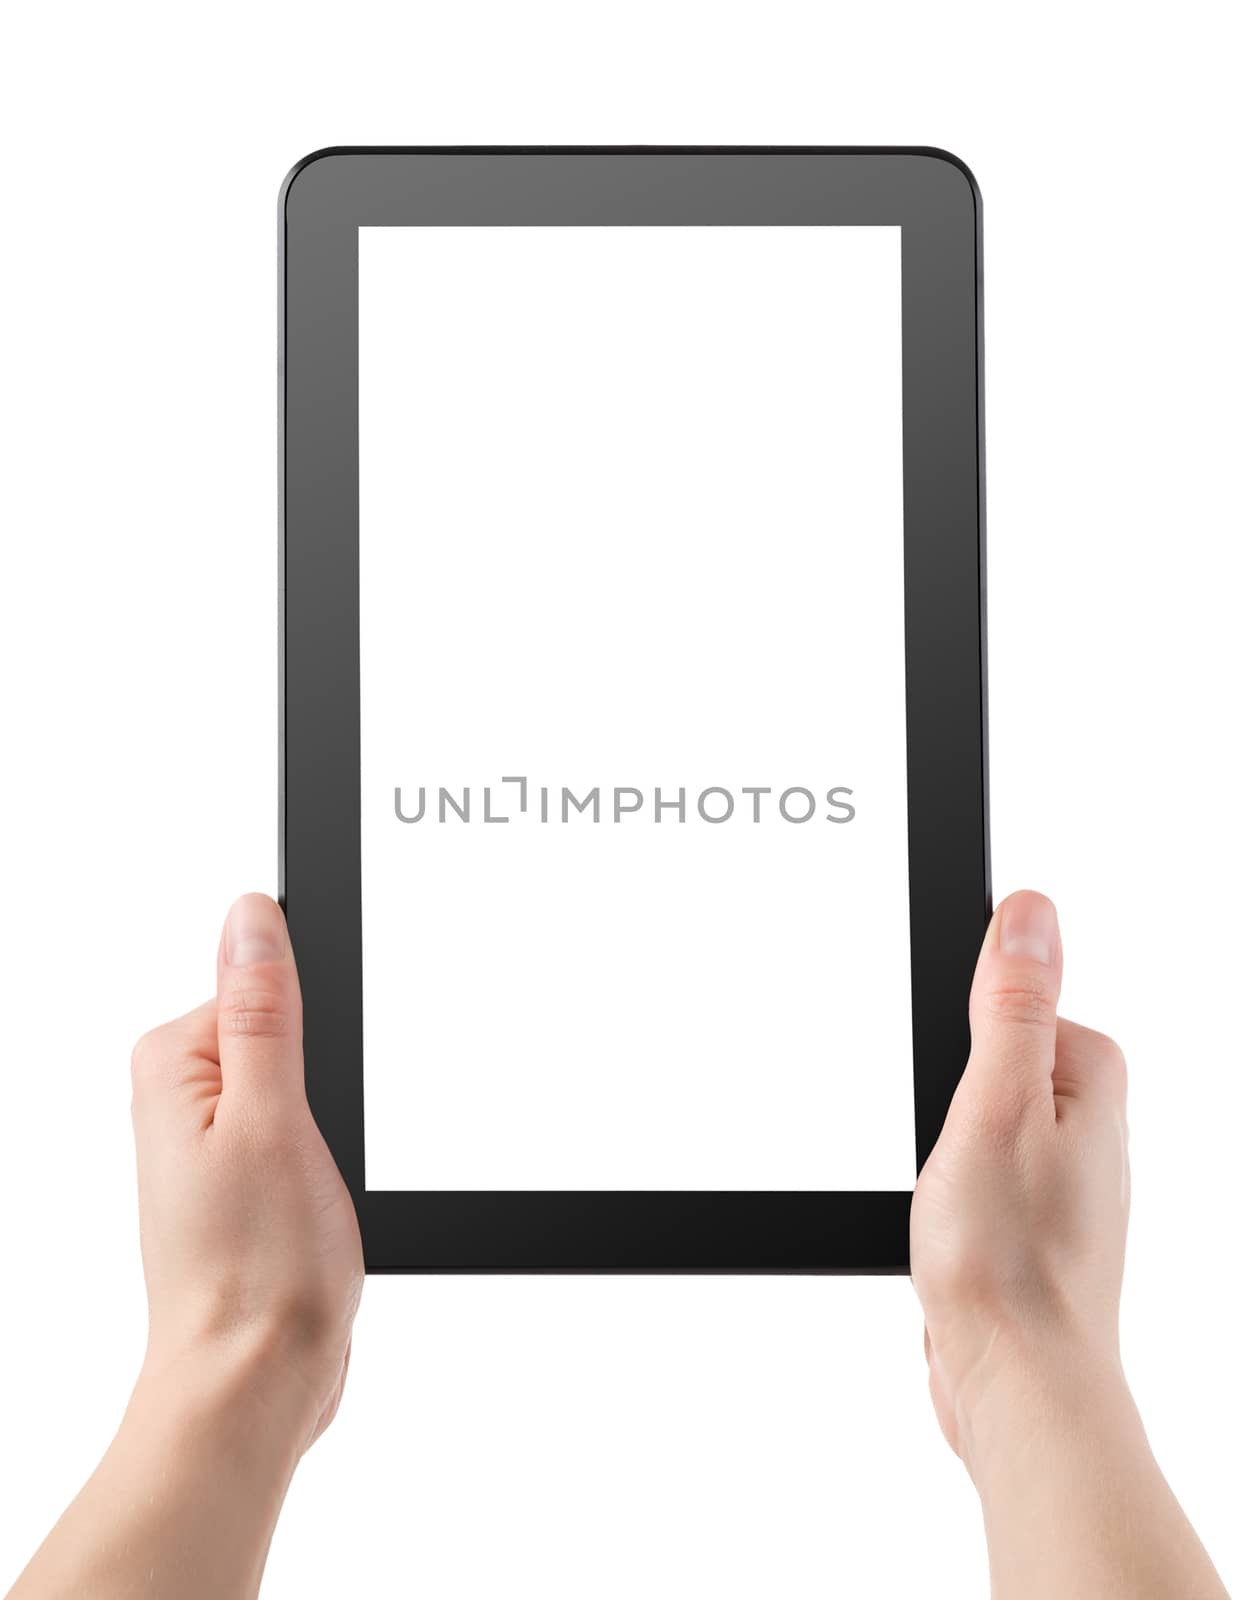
130 892 364 1453
911 889 1129 1459
8 895 364 1600
912 890 1228 1600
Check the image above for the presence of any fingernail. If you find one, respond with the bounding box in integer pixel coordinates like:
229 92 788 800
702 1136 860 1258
999 895 1058 965
225 895 286 967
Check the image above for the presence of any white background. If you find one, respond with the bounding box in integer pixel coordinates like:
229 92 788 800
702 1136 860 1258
0 2 1238 1595
360 224 913 1191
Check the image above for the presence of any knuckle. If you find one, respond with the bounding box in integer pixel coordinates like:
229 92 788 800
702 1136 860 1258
1092 1030 1127 1078
217 983 290 1041
1057 1018 1128 1089
130 1026 169 1085
1089 1031 1129 1104
977 975 1058 1030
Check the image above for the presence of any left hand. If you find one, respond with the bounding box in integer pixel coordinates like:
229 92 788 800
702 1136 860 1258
130 892 364 1453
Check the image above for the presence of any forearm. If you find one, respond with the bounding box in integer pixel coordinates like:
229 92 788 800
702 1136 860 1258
7 1346 307 1600
962 1354 1229 1600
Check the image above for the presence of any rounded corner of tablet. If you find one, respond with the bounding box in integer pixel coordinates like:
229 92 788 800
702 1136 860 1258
279 146 351 217
910 147 983 217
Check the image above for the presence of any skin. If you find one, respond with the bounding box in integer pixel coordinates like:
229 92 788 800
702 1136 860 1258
4 889 1232 1598
7 894 363 1600
912 890 1229 1599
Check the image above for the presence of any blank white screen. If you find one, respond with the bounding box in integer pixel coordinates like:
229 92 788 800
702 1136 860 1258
359 224 913 1190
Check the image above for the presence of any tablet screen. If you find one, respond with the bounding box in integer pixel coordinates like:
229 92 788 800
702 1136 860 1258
357 223 913 1192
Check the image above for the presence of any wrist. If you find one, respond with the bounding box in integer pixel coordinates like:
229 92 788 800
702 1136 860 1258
30 1333 314 1600
134 1326 320 1477
954 1331 1145 1495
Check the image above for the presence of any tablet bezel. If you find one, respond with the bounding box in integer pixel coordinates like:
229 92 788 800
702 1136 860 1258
280 146 989 1273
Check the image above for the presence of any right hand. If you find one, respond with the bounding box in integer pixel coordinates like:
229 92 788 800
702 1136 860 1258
910 890 1131 1466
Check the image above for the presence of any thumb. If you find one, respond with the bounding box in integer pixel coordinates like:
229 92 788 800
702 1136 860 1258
216 892 304 1102
962 890 1063 1118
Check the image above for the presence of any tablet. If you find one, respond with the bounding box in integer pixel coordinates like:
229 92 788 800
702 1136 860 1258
280 147 989 1273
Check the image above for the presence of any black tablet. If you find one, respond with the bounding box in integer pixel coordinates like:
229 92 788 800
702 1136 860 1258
280 146 989 1273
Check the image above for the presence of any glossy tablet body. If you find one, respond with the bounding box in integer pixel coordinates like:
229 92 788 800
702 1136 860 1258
280 147 989 1272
